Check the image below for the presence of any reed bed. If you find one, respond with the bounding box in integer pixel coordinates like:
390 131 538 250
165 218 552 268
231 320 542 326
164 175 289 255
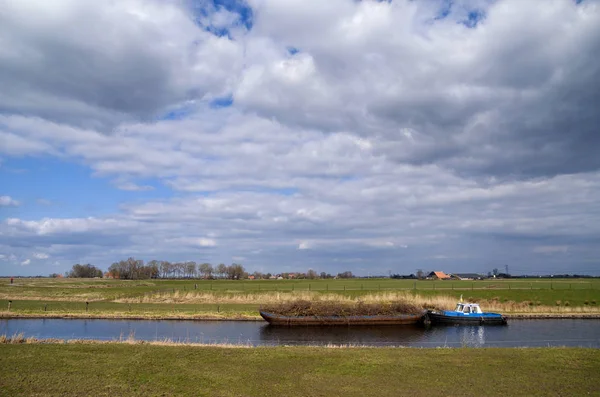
0 333 254 348
0 335 404 349
115 290 457 305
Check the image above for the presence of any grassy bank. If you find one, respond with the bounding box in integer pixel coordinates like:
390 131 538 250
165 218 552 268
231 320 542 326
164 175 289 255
0 343 598 396
0 299 261 320
2 292 599 320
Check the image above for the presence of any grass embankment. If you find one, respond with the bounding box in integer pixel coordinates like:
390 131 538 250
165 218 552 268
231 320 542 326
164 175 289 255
1 278 599 319
0 343 598 397
0 299 260 320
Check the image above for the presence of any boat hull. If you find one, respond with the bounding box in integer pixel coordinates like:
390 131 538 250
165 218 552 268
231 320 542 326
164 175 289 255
426 311 507 326
259 311 426 326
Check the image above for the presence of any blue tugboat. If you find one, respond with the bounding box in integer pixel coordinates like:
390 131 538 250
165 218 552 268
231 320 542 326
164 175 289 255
426 299 507 326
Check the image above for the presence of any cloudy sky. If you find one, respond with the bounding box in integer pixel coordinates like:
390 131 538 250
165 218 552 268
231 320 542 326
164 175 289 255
1 0 599 277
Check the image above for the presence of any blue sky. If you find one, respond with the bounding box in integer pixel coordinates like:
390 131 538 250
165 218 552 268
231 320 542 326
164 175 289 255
2 157 173 219
1 0 599 276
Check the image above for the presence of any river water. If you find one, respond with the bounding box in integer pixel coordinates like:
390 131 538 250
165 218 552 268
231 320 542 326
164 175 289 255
1 318 599 348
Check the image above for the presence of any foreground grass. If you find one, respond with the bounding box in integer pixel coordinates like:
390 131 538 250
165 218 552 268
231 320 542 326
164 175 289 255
0 344 598 397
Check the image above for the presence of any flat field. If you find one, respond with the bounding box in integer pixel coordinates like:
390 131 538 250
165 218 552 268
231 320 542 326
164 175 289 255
1 277 599 319
0 343 598 397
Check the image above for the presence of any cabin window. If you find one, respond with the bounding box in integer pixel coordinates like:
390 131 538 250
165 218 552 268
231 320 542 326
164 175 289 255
463 306 470 313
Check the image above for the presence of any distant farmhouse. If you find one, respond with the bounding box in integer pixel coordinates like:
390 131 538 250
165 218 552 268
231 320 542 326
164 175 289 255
428 271 451 280
426 271 484 280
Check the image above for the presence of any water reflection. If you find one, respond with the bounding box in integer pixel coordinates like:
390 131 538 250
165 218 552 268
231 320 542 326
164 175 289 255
260 324 427 346
456 326 485 347
1 318 599 348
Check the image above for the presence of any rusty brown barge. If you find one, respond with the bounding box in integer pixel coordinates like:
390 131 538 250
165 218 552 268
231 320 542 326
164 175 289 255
259 310 426 326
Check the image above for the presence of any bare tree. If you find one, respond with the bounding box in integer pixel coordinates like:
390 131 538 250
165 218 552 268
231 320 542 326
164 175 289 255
306 269 318 279
226 263 246 280
174 262 185 278
159 261 170 278
199 263 213 279
216 263 227 279
186 261 197 278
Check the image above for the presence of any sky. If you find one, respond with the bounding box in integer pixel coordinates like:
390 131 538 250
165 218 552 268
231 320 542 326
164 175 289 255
1 0 599 277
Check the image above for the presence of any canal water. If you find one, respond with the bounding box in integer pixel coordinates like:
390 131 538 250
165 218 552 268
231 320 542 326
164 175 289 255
1 318 599 348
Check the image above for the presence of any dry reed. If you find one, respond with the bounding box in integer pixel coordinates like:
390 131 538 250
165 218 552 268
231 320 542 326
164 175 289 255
115 290 456 305
261 300 424 316
0 334 253 348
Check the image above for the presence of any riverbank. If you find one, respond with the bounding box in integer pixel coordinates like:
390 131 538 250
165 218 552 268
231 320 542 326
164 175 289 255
0 343 598 396
2 310 600 321
0 311 261 321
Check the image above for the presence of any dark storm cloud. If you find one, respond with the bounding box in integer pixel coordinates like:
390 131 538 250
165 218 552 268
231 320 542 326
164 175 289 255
0 0 242 130
239 0 600 180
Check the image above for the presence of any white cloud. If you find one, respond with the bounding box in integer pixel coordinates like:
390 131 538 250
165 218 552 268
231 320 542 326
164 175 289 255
5 217 135 235
366 241 399 248
1 0 599 276
239 0 600 178
20 259 30 266
198 238 217 247
298 242 311 250
114 181 155 192
162 237 217 248
33 253 49 259
0 0 244 129
0 196 20 206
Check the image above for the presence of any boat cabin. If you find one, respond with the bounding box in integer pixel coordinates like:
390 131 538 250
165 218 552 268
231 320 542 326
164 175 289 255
454 303 483 314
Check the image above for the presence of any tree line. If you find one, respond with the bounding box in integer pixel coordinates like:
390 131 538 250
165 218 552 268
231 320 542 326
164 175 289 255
62 258 355 280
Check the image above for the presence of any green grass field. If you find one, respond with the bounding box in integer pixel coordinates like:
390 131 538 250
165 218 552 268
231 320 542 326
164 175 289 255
1 277 599 319
0 344 598 397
